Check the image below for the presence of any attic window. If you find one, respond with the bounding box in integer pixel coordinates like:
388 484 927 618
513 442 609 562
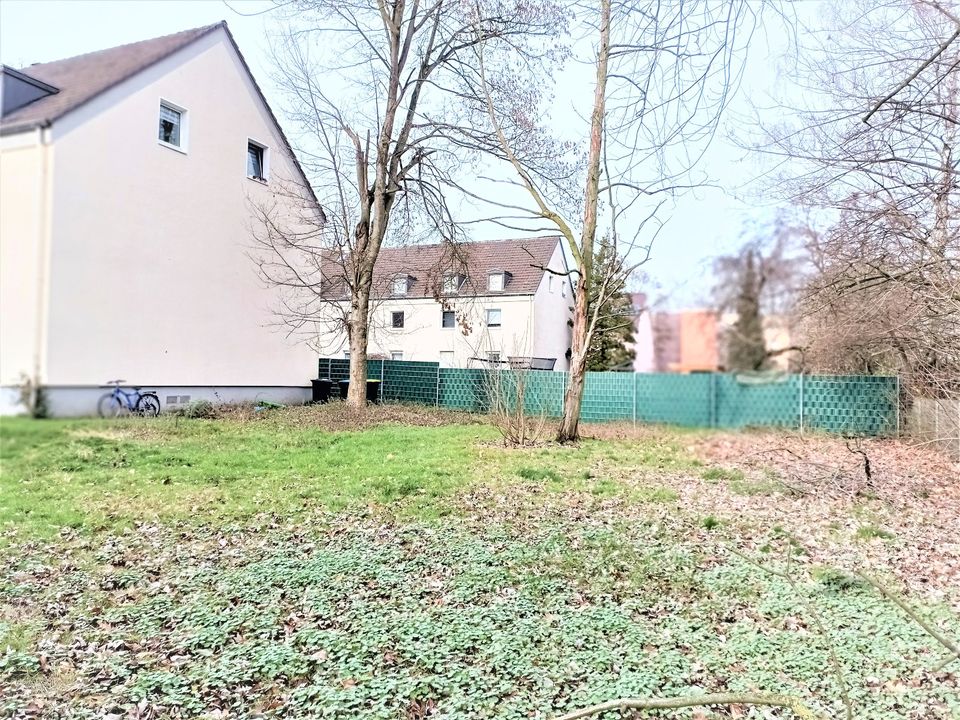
158 102 184 148
443 273 464 294
488 272 505 292
391 276 409 295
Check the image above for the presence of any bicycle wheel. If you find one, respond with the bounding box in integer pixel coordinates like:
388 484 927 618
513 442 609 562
136 394 161 417
97 393 124 418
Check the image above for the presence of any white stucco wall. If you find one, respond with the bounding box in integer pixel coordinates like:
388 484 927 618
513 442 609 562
37 28 318 389
531 241 573 370
319 294 540 367
631 309 655 372
0 129 51 408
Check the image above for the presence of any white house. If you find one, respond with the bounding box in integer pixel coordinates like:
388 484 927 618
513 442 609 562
320 237 574 370
0 23 323 415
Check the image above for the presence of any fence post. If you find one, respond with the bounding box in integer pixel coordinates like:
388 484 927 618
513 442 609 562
895 375 900 437
709 373 716 429
799 372 804 435
435 365 440 407
381 359 386 402
632 372 637 426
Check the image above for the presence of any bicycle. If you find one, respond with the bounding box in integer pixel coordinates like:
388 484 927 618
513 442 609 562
97 380 161 418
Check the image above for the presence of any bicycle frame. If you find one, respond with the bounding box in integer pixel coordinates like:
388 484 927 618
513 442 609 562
110 386 142 411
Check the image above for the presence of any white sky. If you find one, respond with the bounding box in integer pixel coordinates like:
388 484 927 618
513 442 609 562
0 0 816 310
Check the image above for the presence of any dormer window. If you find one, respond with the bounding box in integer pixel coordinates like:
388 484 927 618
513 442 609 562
443 273 464 294
391 276 410 295
488 271 506 292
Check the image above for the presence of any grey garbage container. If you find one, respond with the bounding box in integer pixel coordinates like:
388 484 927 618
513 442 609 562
366 379 381 404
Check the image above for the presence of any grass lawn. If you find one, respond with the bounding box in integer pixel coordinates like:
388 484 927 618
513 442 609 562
1 406 958 718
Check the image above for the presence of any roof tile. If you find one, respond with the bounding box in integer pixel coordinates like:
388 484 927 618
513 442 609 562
1 24 220 133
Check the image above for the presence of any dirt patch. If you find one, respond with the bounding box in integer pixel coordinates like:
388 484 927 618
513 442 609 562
253 402 486 432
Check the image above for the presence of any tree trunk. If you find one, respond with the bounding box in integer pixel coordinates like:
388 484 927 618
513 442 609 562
558 284 590 442
346 284 371 408
557 0 610 443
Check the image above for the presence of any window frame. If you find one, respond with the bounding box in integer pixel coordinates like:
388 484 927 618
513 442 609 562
391 311 405 329
246 139 269 182
486 308 502 328
443 273 462 294
391 351 404 361
488 272 504 292
157 98 188 153
441 310 455 329
391 276 409 296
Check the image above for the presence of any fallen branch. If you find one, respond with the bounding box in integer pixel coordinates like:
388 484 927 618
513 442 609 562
854 570 960 663
550 692 821 720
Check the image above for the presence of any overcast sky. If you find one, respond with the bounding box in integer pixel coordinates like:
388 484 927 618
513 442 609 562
0 0 813 310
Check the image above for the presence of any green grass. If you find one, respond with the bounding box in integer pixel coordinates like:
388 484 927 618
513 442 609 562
0 414 698 542
1 413 956 718
0 417 497 539
856 524 897 541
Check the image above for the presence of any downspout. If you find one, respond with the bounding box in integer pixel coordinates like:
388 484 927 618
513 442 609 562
32 123 53 410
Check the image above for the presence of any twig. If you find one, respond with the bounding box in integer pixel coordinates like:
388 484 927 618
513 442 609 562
862 16 960 124
728 545 855 720
854 570 960 660
933 650 959 672
550 692 821 720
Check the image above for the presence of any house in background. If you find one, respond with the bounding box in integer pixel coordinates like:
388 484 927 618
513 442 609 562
627 292 656 372
319 237 573 370
652 308 798 373
0 22 323 416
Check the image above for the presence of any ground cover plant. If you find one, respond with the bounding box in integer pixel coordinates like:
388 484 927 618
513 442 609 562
1 405 958 718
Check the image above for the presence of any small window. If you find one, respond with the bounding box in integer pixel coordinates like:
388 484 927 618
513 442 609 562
247 141 266 181
392 277 408 295
392 311 405 328
158 103 182 147
487 351 501 363
443 274 461 294
344 351 351 359
442 310 455 328
488 272 504 292
548 275 554 292
486 308 501 327
391 351 404 361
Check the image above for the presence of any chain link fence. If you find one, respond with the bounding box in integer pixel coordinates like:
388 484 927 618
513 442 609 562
318 359 900 436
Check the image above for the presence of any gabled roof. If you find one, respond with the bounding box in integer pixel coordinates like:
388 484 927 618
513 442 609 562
0 22 322 216
323 236 564 300
0 24 220 134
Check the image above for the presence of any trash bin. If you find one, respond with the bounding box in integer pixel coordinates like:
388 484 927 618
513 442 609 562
311 378 332 403
366 379 381 404
338 380 350 400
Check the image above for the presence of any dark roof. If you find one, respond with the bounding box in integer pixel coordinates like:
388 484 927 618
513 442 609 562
0 24 220 134
0 22 323 218
325 236 563 299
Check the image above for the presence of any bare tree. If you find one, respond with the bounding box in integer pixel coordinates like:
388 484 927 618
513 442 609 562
712 211 810 371
754 0 960 399
459 0 763 441
251 0 562 406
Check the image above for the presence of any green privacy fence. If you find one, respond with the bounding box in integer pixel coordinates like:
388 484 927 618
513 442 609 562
318 359 899 436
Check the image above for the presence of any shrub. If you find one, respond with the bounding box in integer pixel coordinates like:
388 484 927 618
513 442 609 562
179 400 216 419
